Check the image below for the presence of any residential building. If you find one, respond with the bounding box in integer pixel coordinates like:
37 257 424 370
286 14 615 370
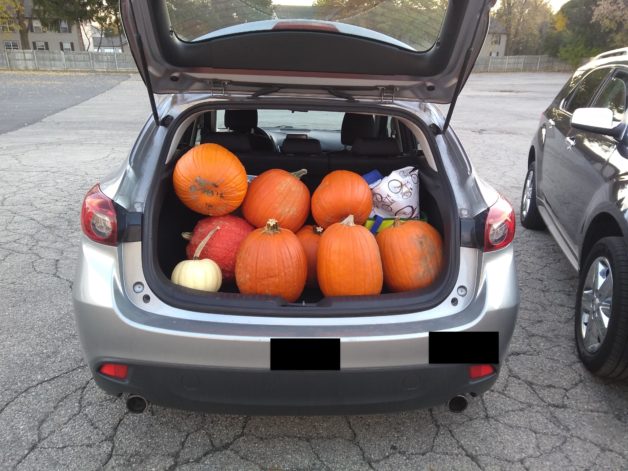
1 3 84 52
81 23 128 53
479 19 507 57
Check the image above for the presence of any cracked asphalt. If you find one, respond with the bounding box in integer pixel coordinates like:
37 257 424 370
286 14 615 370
2 72 628 470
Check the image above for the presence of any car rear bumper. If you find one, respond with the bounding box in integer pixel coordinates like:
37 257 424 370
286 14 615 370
73 240 518 413
93 361 497 414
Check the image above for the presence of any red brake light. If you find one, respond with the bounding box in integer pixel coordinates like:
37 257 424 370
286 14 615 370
469 364 495 380
272 21 339 32
484 196 515 252
81 184 117 246
99 363 128 380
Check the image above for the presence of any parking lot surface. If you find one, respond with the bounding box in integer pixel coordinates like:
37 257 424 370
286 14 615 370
1 73 628 470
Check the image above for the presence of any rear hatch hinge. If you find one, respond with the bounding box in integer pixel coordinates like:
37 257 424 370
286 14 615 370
209 80 230 97
379 86 397 104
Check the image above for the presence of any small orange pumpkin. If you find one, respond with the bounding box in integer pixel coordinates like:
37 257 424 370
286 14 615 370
311 170 372 228
317 215 383 296
242 169 310 232
235 219 307 302
296 224 324 288
173 143 248 216
376 219 443 292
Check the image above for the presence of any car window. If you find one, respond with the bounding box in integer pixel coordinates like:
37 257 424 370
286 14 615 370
592 71 627 122
216 109 344 131
563 68 610 114
167 0 448 52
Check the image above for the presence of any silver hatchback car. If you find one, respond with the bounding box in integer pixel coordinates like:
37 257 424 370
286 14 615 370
73 0 519 414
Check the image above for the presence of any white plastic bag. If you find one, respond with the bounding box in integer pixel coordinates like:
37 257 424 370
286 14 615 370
366 166 419 219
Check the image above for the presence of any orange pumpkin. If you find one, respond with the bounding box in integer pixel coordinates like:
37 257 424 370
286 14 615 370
317 215 383 296
296 225 324 288
311 170 372 228
235 219 307 302
376 219 443 292
173 143 247 216
242 169 310 232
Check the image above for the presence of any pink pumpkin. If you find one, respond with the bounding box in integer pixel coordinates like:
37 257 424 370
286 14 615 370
183 215 254 282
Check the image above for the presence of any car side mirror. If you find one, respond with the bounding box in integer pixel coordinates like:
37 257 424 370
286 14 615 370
571 108 625 139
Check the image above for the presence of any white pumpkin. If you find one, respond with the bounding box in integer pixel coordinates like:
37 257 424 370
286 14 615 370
171 227 222 292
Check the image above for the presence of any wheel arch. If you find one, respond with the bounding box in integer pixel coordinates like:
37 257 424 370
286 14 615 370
580 212 624 268
527 146 536 166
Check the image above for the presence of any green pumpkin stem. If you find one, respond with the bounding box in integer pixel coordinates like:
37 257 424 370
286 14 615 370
193 226 220 260
181 232 192 241
292 169 308 179
263 219 280 234
340 215 355 226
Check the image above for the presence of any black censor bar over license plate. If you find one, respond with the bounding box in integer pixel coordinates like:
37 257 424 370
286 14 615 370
429 332 499 364
271 338 340 370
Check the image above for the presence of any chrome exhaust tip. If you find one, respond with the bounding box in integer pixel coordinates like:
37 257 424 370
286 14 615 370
126 394 148 413
448 395 468 413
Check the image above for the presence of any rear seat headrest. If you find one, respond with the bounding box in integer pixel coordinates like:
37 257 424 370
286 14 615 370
341 113 376 146
351 137 402 156
225 110 257 132
202 132 252 153
281 138 322 155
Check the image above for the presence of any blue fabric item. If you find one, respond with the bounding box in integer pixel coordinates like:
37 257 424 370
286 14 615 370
370 215 384 234
362 169 384 186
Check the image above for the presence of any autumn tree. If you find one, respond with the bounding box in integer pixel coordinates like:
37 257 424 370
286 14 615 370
493 0 553 55
592 0 628 48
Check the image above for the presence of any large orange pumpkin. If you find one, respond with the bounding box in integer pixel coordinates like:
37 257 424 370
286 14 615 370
311 170 372 228
235 219 307 302
173 143 248 216
317 215 383 296
376 219 443 292
296 224 324 288
242 169 310 232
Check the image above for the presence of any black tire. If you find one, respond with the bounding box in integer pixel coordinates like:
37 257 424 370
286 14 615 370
575 237 628 379
520 162 545 230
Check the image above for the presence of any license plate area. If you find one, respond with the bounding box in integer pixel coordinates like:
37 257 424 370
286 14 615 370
271 338 340 371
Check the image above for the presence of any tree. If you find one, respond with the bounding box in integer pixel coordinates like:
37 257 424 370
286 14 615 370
493 0 553 55
542 0 611 66
592 0 628 48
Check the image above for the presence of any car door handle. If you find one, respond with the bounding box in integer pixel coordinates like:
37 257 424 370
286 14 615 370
565 136 575 148
548 119 555 128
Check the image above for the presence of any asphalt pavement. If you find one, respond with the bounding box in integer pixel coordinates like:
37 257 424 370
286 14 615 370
1 72 628 470
0 71 130 134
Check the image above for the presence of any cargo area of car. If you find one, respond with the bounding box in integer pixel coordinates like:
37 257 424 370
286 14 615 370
141 107 461 315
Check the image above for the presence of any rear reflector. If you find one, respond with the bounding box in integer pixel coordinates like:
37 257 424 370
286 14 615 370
484 195 515 252
80 184 118 246
468 364 495 380
99 363 128 380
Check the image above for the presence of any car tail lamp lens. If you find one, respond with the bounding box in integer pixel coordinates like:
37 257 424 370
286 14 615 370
81 184 117 246
469 364 495 379
99 363 128 380
484 196 515 252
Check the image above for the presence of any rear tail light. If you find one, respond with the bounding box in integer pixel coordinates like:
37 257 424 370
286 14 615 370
81 184 117 246
469 364 495 380
98 363 128 380
483 195 515 252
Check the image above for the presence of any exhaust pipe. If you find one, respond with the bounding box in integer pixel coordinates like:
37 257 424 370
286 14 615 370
448 395 468 413
126 394 148 413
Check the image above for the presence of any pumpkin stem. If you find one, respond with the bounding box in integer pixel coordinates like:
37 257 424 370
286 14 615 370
292 169 308 179
193 226 220 260
313 226 323 235
393 217 402 228
263 219 280 234
181 232 192 241
340 215 355 226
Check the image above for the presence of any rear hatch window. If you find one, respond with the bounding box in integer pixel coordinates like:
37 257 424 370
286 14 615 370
167 0 448 51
